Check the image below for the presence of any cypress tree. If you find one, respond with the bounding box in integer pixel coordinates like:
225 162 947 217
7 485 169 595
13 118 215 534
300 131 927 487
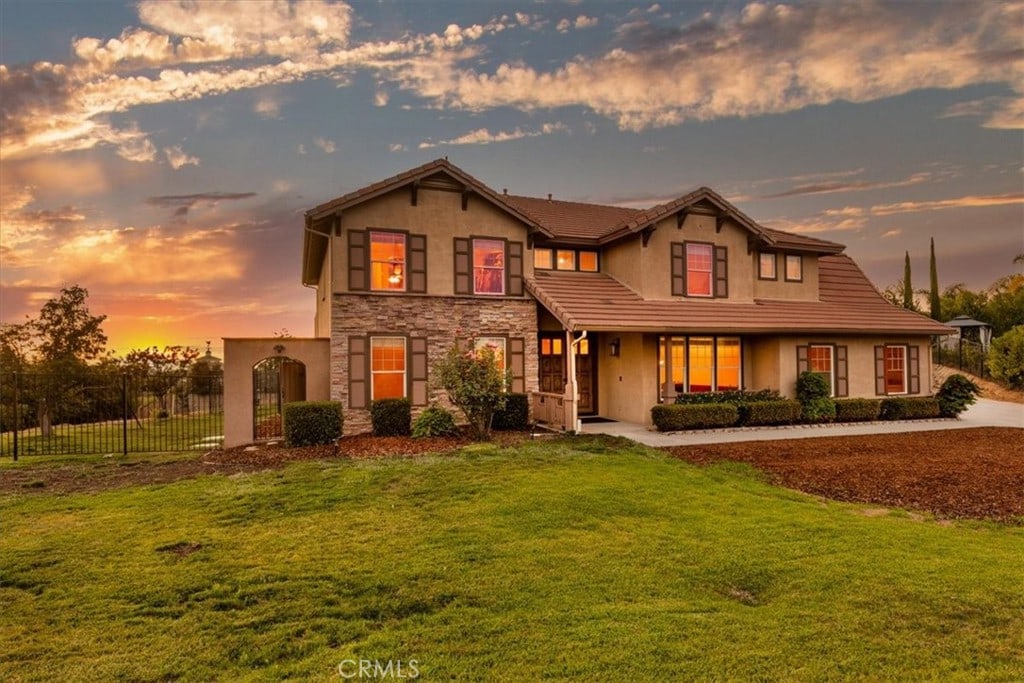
902 251 913 310
929 237 941 320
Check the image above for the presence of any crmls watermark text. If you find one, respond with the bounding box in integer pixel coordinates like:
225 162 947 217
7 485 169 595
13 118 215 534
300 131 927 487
337 659 420 679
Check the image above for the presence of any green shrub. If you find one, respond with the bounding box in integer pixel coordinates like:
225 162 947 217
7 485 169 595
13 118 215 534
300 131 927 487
651 403 739 431
675 389 782 406
936 374 981 417
880 397 941 420
283 401 344 446
370 398 411 437
834 398 881 422
411 405 458 438
796 371 831 402
434 344 510 440
801 397 836 423
741 400 802 426
492 392 529 431
988 325 1024 389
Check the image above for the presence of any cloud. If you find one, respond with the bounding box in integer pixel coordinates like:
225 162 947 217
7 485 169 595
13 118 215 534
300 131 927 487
870 193 1024 216
556 19 571 34
759 171 937 199
313 137 336 153
575 16 599 30
164 145 200 169
145 191 257 218
881 229 902 238
374 90 389 106
388 143 406 152
254 92 287 118
418 122 568 148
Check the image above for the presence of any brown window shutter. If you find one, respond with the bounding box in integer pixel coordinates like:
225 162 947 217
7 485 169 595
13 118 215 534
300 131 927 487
408 234 427 293
874 345 886 395
796 345 809 375
454 238 471 294
348 336 368 409
836 345 849 397
714 246 728 298
671 242 685 296
509 337 525 393
348 230 367 291
908 345 920 394
508 241 524 296
410 337 429 405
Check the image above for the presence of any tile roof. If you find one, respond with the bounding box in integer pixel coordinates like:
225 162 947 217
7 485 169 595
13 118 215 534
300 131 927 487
501 195 641 241
525 255 952 336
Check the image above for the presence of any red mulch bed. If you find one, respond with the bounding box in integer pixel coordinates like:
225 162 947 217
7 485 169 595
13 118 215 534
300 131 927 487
662 427 1024 523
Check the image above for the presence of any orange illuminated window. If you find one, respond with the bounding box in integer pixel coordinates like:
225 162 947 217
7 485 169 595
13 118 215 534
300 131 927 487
716 338 741 391
758 253 777 280
534 249 553 269
556 250 575 270
686 244 713 297
541 338 564 355
809 345 834 396
579 251 598 272
474 337 506 372
785 254 803 282
884 345 907 394
369 231 406 291
473 239 505 294
688 337 714 392
371 337 406 399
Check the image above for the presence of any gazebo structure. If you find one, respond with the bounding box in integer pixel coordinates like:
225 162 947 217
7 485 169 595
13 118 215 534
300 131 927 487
943 315 993 351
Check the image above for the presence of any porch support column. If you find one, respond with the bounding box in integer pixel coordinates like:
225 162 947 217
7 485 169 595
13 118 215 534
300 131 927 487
663 336 677 402
564 329 580 432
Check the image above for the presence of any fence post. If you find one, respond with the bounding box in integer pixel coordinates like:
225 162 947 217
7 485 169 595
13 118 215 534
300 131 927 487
121 373 129 457
12 372 19 461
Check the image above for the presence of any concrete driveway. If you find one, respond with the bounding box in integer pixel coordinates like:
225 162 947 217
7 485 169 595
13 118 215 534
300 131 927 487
581 398 1023 447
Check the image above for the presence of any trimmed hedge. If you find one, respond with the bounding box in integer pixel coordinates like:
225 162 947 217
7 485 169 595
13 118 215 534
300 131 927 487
492 392 530 431
412 405 458 438
283 401 344 447
674 389 783 406
880 397 941 420
652 403 739 431
834 398 881 422
741 400 802 426
370 398 412 436
801 397 836 423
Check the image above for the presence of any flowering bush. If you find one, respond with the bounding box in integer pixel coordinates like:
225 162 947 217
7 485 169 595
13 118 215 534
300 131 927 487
433 342 510 440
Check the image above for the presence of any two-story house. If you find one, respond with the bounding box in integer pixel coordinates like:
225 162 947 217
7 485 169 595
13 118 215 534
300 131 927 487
300 158 950 434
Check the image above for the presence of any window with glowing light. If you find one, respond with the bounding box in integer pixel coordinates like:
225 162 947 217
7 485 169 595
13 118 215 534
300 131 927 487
369 231 406 291
556 250 575 270
473 239 505 294
658 335 742 398
686 243 714 297
370 337 406 399
474 337 507 373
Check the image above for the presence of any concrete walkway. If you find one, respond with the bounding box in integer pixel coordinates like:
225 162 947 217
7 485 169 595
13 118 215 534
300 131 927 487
580 398 1024 447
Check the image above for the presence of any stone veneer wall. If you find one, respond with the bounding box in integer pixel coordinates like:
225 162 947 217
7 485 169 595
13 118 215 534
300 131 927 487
331 294 540 435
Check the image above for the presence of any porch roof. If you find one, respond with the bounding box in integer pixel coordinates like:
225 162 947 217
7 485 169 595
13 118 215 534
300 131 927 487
525 255 953 336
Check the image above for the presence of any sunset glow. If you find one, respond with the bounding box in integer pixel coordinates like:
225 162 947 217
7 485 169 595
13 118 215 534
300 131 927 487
2 0 1021 356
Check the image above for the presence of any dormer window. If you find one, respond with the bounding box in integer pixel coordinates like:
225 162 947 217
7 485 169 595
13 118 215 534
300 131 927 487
533 248 600 272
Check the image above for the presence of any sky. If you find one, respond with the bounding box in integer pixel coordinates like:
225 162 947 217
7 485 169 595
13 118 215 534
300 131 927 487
1 0 1022 357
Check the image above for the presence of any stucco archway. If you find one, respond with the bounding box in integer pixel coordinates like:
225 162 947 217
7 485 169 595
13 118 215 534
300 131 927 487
223 338 330 448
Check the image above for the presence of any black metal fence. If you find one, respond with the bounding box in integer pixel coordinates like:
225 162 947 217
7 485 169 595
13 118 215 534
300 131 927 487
933 339 987 378
0 371 224 459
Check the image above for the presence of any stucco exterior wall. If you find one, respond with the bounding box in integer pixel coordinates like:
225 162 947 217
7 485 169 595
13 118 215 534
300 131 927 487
596 332 659 424
751 252 820 300
330 186 534 297
223 338 331 448
331 293 539 434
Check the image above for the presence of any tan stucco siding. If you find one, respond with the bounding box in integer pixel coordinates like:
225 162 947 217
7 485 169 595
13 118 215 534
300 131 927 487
330 186 534 296
596 332 658 425
315 252 331 338
748 337 782 393
751 252 820 300
601 239 643 294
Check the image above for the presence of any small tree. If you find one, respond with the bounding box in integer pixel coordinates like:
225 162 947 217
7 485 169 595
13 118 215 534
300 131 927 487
434 342 510 440
902 251 914 310
989 326 1024 389
929 237 941 321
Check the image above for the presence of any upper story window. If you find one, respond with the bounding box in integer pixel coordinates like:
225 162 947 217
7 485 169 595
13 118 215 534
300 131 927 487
369 231 406 291
686 243 714 297
758 252 777 280
534 248 600 272
473 239 505 295
785 254 803 282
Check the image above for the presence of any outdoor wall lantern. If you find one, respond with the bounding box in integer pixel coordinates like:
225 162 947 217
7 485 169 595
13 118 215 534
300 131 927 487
609 337 621 357
274 344 286 355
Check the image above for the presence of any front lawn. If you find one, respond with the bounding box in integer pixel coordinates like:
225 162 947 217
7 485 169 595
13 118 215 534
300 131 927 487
2 436 1022 681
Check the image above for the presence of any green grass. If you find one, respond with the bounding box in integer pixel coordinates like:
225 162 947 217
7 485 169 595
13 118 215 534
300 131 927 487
2 436 1022 681
0 412 223 457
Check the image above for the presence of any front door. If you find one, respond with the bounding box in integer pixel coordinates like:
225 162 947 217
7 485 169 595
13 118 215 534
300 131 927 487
538 334 596 414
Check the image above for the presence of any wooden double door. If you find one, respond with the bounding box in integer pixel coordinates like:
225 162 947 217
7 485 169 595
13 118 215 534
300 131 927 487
538 333 596 414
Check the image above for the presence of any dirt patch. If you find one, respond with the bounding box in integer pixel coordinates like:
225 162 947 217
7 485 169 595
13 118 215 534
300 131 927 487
664 427 1024 523
934 365 1024 404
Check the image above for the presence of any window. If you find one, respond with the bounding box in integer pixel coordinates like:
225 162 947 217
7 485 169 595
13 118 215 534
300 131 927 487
540 338 563 355
579 251 598 272
785 254 803 282
474 337 507 372
534 249 553 270
369 231 406 291
809 345 834 396
758 253 777 280
687 243 714 297
659 336 741 397
555 250 575 270
371 337 406 399
473 239 505 294
884 345 907 394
